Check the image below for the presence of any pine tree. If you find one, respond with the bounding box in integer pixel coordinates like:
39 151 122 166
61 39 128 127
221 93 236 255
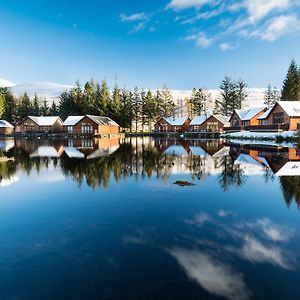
214 77 247 116
32 94 40 115
111 83 122 122
144 90 156 131
161 84 175 117
0 94 5 119
72 80 84 114
189 88 209 117
155 89 164 118
41 100 49 116
50 101 58 115
235 79 248 109
281 59 300 101
94 79 111 115
17 92 31 119
264 83 278 108
59 91 74 120
119 89 133 130
2 90 17 123
132 87 141 132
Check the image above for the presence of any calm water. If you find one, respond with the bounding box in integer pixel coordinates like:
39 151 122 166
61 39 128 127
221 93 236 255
1 137 300 300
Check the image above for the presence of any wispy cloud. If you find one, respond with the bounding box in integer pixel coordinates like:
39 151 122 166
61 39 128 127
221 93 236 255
248 13 300 41
120 12 147 22
167 0 214 11
169 248 251 300
184 32 213 48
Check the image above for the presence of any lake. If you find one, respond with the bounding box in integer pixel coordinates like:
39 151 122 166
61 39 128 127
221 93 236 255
0 137 300 300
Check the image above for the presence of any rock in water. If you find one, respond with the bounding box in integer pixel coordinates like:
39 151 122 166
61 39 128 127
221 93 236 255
173 180 195 186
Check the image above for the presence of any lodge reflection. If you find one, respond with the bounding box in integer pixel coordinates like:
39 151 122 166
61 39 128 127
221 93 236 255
0 137 300 205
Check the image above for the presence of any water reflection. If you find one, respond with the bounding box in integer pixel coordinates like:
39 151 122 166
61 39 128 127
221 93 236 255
1 137 300 205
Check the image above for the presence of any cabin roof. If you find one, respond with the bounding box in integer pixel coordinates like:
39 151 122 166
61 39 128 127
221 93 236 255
276 162 300 176
86 115 119 126
28 116 61 126
257 108 273 120
190 115 208 126
163 116 189 126
30 146 60 158
64 147 85 159
276 101 300 117
0 120 14 128
212 115 229 124
63 116 85 126
235 107 266 121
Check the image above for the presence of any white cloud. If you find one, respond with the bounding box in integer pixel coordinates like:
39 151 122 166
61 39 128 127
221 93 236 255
249 14 300 41
245 0 292 23
238 236 295 270
120 13 147 22
217 209 234 217
129 22 146 34
170 248 250 300
0 78 15 88
219 42 235 51
185 32 213 48
167 0 213 11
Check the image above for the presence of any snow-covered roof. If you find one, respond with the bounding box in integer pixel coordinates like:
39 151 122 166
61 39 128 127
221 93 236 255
276 162 300 176
87 145 119 159
64 147 85 159
0 120 14 128
276 101 300 117
213 115 229 124
163 116 189 126
30 146 60 158
189 146 207 157
0 139 15 151
63 116 85 126
234 107 266 121
164 145 188 156
257 108 273 120
86 115 119 126
28 116 61 126
190 115 207 126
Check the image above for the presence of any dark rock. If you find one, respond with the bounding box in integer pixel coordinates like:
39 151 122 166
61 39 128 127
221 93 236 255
173 180 195 186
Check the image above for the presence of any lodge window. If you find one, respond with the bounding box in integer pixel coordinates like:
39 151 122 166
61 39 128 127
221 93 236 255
40 126 51 131
242 120 250 126
81 139 93 148
207 122 218 131
259 119 267 125
67 126 73 133
81 123 93 134
24 125 35 131
232 118 239 126
273 112 284 124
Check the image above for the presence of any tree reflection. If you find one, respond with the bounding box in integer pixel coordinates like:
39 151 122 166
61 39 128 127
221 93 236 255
279 176 300 207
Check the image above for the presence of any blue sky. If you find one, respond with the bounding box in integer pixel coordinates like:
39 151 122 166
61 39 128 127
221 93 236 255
0 0 300 89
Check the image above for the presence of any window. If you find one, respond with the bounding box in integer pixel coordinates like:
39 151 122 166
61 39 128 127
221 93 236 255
207 122 218 131
272 112 284 124
81 139 93 148
242 120 250 126
67 126 73 133
81 123 93 134
232 118 239 126
259 119 267 125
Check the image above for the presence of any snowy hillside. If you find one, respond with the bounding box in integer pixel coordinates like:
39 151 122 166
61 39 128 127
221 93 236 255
0 78 15 88
1 79 266 110
11 82 72 103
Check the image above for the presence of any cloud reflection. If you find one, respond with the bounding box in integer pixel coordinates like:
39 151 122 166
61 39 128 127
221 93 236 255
170 248 250 300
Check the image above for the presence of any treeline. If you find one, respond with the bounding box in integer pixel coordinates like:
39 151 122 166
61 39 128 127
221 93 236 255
0 59 299 128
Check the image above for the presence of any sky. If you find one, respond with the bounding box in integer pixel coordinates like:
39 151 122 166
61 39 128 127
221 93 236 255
0 0 300 90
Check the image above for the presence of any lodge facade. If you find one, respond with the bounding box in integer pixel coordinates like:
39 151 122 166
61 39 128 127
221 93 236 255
189 115 229 133
154 117 191 133
63 115 119 136
16 116 64 133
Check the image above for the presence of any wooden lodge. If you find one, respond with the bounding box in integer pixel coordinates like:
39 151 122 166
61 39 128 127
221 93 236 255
63 115 119 136
0 120 14 135
154 117 191 133
190 115 229 132
16 116 63 134
227 107 267 131
257 101 300 131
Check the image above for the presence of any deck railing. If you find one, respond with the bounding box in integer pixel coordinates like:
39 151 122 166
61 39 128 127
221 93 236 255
224 124 289 132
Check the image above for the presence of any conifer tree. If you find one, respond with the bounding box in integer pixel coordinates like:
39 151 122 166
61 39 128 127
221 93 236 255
189 88 209 117
59 91 74 120
132 87 141 132
235 79 248 109
17 92 31 119
281 59 300 101
161 84 175 117
0 94 5 119
32 94 40 115
264 83 279 108
2 89 17 123
41 100 49 116
72 80 84 114
50 101 58 115
144 90 156 131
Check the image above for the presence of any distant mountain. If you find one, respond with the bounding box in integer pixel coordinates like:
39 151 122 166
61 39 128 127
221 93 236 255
1 79 267 111
0 78 15 88
11 82 72 103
